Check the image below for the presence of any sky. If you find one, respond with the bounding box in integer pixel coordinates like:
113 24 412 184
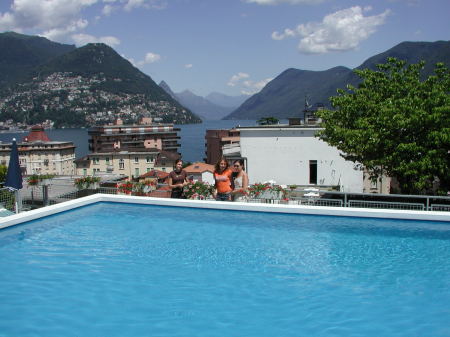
0 0 449 98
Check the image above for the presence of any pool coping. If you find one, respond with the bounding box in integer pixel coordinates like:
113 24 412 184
1 193 449 230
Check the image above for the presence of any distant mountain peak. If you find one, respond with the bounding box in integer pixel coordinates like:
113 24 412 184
159 80 177 100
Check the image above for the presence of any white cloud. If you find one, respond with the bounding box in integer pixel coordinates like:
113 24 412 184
241 77 272 95
227 73 271 95
0 0 166 43
185 64 193 69
102 4 116 16
227 72 250 87
137 52 161 65
72 33 121 47
272 6 390 54
42 19 88 42
244 0 324 4
0 0 97 32
123 0 167 11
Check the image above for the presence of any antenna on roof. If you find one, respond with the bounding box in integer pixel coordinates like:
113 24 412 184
304 94 312 109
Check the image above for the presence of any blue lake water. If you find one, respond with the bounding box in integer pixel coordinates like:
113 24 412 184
0 202 449 337
0 120 258 163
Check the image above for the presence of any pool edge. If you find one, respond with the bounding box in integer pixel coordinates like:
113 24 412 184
1 194 449 230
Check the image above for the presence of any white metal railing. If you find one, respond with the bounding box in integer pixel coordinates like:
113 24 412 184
431 204 450 212
0 188 16 215
2 182 450 216
348 200 425 211
222 143 241 155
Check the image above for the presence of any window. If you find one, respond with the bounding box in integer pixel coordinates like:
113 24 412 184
370 178 378 190
93 157 100 165
309 160 317 184
119 159 124 170
134 157 139 163
134 168 139 177
146 156 153 163
105 157 110 164
83 168 87 176
146 167 151 172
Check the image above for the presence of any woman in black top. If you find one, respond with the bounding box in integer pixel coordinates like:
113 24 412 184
168 159 188 198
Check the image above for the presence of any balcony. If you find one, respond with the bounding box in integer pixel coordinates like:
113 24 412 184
222 143 241 156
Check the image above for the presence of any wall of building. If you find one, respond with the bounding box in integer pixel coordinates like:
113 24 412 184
76 153 174 178
0 143 76 176
239 127 364 192
363 172 391 194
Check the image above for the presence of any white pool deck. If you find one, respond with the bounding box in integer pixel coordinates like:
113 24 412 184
0 193 449 230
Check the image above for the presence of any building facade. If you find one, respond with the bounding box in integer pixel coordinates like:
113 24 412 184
205 129 240 164
0 126 76 176
237 125 364 192
75 122 180 177
88 123 180 154
184 162 215 185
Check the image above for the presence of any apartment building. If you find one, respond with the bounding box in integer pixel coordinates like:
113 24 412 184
0 125 76 175
204 128 240 164
75 120 180 177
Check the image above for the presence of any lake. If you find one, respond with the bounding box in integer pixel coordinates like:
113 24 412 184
0 120 259 163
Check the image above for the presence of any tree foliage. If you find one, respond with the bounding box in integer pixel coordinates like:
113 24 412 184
316 58 450 195
257 117 279 125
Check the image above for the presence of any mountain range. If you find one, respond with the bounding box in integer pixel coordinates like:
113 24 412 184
0 32 449 124
0 31 76 88
159 81 247 120
0 32 201 127
226 40 450 119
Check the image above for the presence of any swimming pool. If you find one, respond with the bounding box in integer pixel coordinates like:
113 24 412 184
1 199 450 337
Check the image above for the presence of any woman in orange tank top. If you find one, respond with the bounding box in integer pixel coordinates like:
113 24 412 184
213 157 232 201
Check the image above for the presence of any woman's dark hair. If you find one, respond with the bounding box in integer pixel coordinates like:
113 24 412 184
233 159 245 170
214 157 229 173
231 159 245 184
173 159 183 169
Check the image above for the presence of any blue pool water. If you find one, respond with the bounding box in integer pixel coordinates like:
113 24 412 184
0 202 449 337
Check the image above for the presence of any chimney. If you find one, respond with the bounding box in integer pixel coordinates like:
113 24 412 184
140 117 152 125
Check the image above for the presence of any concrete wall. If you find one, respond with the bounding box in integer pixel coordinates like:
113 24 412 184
239 127 364 192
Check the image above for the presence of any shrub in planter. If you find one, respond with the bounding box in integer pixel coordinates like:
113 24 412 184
183 181 214 200
74 176 101 189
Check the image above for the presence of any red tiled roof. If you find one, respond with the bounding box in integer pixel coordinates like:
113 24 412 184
139 170 169 179
184 162 214 174
22 125 51 142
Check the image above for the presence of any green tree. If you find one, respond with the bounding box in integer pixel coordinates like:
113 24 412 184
257 117 279 125
316 58 450 195
0 164 7 185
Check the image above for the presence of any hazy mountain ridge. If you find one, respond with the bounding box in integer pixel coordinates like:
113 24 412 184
205 92 248 108
226 40 450 120
158 82 245 120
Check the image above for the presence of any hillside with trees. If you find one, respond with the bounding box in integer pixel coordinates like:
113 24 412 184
0 33 201 127
0 32 75 88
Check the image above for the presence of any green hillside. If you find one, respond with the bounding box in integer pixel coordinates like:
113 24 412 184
36 43 171 99
0 36 201 126
0 31 75 88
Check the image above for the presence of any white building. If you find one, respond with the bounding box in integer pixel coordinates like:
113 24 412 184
237 125 364 192
184 162 215 185
0 126 76 176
